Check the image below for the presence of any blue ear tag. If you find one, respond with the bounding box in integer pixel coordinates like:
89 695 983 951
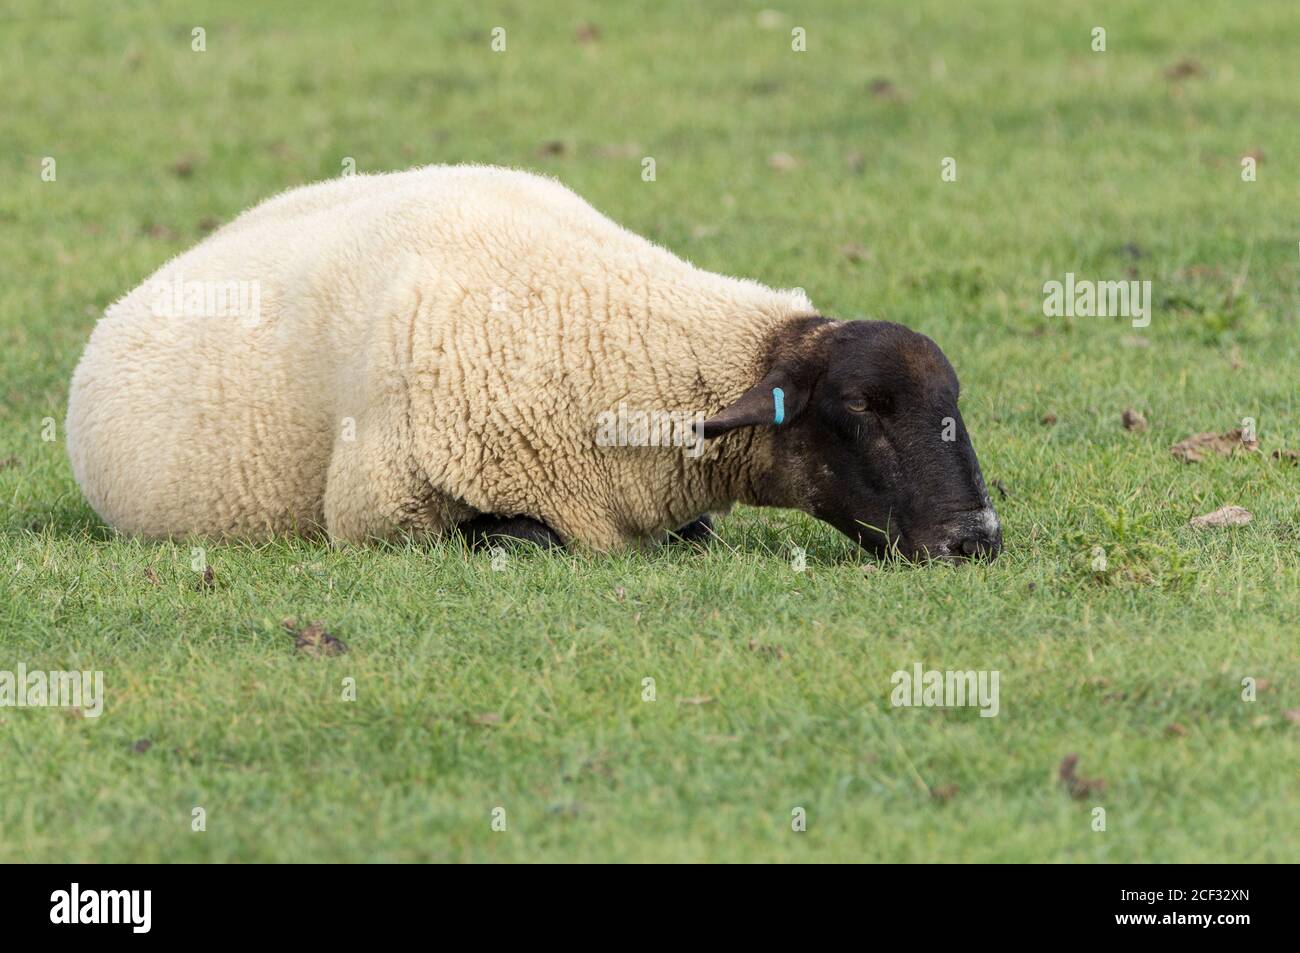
772 387 785 425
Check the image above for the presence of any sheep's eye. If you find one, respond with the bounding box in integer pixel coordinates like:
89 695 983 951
845 399 868 414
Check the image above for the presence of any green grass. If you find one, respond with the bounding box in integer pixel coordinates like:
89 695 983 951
2 0 1298 862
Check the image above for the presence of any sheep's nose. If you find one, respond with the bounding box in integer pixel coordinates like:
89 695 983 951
956 535 993 556
954 529 1001 561
948 508 1002 561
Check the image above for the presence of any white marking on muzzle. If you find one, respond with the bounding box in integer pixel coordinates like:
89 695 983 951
977 507 1001 538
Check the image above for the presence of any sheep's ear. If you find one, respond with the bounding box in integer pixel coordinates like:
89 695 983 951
698 369 809 439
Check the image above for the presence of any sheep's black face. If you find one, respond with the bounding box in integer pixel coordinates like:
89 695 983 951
700 318 1001 562
788 320 1000 561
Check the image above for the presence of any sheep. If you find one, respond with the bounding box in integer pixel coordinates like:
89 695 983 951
66 165 1000 560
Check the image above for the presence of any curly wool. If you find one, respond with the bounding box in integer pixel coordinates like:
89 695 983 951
66 166 815 549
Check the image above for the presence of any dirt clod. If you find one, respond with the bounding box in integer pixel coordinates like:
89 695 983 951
868 78 902 100
1121 408 1148 432
284 619 348 657
1189 505 1252 529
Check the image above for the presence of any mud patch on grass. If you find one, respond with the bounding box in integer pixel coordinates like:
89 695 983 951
1171 428 1257 462
1059 754 1106 799
930 783 959 804
1164 58 1204 81
1189 505 1252 529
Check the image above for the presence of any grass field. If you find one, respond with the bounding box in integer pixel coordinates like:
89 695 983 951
1 0 1297 862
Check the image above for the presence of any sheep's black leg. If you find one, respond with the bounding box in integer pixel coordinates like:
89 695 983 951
667 513 715 545
459 514 564 551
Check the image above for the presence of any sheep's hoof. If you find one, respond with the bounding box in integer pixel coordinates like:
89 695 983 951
667 514 715 546
459 515 564 552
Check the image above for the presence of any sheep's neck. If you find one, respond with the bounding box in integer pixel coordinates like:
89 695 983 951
697 312 829 515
